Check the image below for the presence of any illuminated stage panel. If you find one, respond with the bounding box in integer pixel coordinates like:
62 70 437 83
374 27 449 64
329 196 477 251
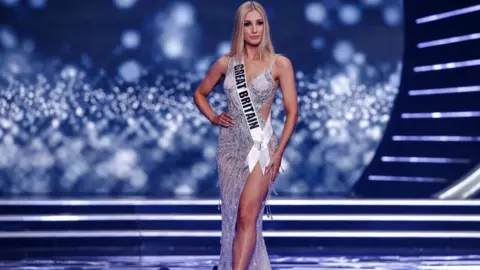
417 32 480 48
352 1 480 198
415 4 480 24
408 85 480 96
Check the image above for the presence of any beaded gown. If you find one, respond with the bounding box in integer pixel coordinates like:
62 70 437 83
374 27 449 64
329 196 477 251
217 55 279 269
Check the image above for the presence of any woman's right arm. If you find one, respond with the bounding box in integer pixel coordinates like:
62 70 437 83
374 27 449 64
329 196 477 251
193 56 233 127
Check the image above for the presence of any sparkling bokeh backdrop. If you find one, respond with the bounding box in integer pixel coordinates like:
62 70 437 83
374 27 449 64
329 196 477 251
0 0 403 198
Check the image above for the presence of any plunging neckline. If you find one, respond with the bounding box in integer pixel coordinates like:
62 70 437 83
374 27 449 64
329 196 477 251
246 68 269 88
243 56 272 88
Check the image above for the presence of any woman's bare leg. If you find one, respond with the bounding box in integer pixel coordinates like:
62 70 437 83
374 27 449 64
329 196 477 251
232 162 271 270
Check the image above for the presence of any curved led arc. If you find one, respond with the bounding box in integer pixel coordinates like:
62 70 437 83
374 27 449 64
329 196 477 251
414 59 480 72
416 4 480 24
436 165 480 199
381 156 470 164
417 33 480 48
408 86 480 96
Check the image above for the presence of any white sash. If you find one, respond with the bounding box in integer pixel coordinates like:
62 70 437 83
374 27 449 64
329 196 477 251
233 57 273 175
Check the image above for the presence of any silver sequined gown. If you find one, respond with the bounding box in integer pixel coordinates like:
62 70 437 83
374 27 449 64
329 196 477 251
217 55 279 269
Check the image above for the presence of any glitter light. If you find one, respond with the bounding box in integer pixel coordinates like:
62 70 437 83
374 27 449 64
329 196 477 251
0 0 403 196
118 60 142 82
121 30 141 49
339 5 362 25
28 0 47 8
0 27 18 48
305 2 327 25
113 0 137 9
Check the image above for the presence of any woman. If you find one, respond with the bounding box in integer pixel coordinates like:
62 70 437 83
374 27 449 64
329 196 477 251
193 1 298 269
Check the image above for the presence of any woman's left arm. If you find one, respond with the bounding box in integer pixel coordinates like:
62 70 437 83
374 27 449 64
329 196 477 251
266 55 299 177
276 55 298 155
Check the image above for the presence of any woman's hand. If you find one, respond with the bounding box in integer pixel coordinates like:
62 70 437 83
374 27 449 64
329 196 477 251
212 112 234 127
266 151 283 182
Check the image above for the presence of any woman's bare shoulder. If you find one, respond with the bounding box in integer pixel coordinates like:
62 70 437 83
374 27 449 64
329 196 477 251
210 55 230 75
273 54 293 70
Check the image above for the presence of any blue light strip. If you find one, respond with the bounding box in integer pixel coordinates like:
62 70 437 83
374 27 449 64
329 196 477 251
1 199 480 206
417 33 480 48
408 86 480 96
402 111 480 119
1 230 480 238
416 4 480 24
392 136 480 142
368 175 446 183
414 59 480 72
381 156 470 164
1 214 479 222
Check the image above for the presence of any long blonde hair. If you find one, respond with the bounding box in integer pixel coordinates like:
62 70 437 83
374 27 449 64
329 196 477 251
227 1 275 61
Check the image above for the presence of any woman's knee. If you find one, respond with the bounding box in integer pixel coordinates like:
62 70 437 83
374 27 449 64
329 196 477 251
237 202 259 230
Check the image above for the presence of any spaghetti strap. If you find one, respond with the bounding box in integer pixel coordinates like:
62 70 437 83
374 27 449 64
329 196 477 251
268 54 276 71
226 55 232 68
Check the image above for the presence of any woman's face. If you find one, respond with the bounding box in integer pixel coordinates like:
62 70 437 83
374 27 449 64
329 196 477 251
243 9 264 46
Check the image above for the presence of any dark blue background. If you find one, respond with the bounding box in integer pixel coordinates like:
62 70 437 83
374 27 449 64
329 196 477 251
0 0 403 198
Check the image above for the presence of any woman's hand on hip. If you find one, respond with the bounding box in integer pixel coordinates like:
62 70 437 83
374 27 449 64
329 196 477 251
212 112 234 127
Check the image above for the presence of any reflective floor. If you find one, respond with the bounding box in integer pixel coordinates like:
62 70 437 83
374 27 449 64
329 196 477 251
2 254 480 269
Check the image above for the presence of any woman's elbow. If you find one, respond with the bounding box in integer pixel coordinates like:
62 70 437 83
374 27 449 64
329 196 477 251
193 89 202 102
287 108 298 120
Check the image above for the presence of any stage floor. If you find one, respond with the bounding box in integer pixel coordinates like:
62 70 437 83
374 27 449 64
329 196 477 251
2 253 480 269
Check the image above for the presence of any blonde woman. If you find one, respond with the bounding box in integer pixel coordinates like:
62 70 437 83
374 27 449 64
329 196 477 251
193 1 298 269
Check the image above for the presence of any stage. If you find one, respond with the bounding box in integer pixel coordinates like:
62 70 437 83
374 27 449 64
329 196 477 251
1 198 480 269
3 251 480 269
1 0 480 269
